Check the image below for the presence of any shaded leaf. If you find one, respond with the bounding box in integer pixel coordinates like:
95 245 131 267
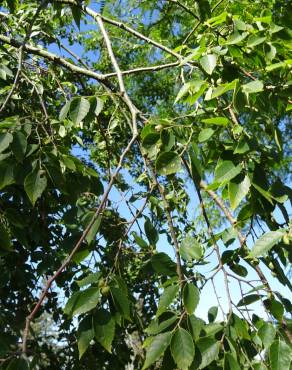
183 283 200 315
157 285 179 317
93 309 115 353
142 332 172 369
0 132 13 153
171 328 195 369
77 316 94 359
24 169 47 206
64 287 100 317
156 152 181 176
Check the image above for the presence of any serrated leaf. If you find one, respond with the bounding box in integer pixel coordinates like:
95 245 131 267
214 161 242 185
200 54 217 75
229 175 251 210
180 235 203 261
171 328 194 369
242 80 264 94
77 316 94 359
157 285 179 317
151 253 177 276
0 132 13 153
93 308 115 353
64 287 100 317
142 332 172 369
24 169 47 206
269 339 292 370
249 230 284 258
69 97 90 125
155 151 181 176
183 283 200 315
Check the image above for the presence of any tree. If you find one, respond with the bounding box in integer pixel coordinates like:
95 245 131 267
0 0 291 368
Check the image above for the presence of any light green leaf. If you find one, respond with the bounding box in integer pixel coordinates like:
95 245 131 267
242 80 264 94
252 183 274 204
59 100 71 121
77 272 102 287
202 117 229 126
69 97 90 124
224 353 241 370
180 235 203 261
77 316 94 359
197 337 220 369
229 175 251 210
24 169 47 206
157 285 179 317
151 253 177 276
214 161 242 185
155 152 181 176
208 79 237 100
247 35 266 47
198 128 214 142
225 31 248 45
64 287 100 317
183 283 200 315
85 216 101 244
145 314 177 335
171 328 195 370
0 132 13 153
258 323 276 349
11 132 27 161
269 339 292 370
93 309 115 353
249 230 285 258
200 54 217 75
144 218 159 245
142 332 172 369
174 80 205 103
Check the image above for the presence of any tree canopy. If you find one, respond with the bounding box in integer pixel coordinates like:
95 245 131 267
0 0 291 369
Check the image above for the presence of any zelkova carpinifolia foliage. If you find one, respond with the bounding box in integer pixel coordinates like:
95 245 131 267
0 0 291 369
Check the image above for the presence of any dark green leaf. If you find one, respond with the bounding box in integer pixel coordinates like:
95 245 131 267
151 253 177 276
144 218 159 245
157 285 179 317
183 283 200 315
237 294 261 307
77 316 94 359
208 306 218 323
142 332 172 369
24 169 47 206
197 337 220 368
93 309 115 353
269 339 292 370
0 132 13 153
258 323 276 349
156 152 181 176
64 287 100 317
214 161 242 185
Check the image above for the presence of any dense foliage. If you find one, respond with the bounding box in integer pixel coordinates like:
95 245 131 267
0 0 291 369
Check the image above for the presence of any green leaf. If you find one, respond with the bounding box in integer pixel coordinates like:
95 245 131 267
242 80 264 94
202 117 229 126
188 315 205 340
145 313 177 335
249 230 285 258
174 80 206 103
85 216 101 244
144 218 159 245
171 328 195 370
225 31 248 45
11 132 27 162
77 316 94 359
197 337 220 369
224 353 241 370
0 161 14 190
132 231 148 249
237 294 261 307
258 323 276 349
208 80 237 100
208 306 218 323
69 97 90 125
142 332 172 369
157 285 179 317
229 175 251 210
200 54 217 75
0 223 12 252
6 357 29 370
24 169 47 206
77 272 102 287
59 101 71 120
151 253 177 276
269 339 292 370
180 235 203 261
0 132 13 153
183 283 200 315
198 128 214 142
247 35 266 47
252 183 274 204
93 309 115 353
214 161 242 185
156 152 181 176
64 287 100 317
110 286 131 320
